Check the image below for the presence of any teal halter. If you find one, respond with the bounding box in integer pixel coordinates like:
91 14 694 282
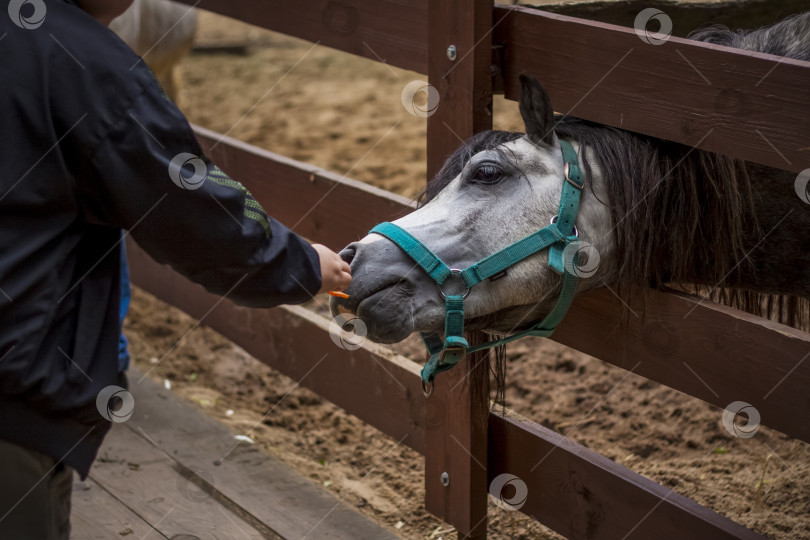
369 139 585 395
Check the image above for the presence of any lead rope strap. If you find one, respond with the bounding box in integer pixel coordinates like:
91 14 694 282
421 295 468 385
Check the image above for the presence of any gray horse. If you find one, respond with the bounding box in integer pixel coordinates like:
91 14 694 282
331 13 810 345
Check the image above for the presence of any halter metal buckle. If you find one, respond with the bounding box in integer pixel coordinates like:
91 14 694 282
440 346 466 370
564 162 584 190
437 268 471 299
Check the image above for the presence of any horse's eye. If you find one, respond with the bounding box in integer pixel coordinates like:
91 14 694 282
470 164 503 184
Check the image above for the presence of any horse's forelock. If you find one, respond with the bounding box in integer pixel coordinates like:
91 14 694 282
418 130 524 207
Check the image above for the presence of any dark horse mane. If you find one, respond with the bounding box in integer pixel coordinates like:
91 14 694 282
556 117 808 331
422 121 808 332
420 13 810 332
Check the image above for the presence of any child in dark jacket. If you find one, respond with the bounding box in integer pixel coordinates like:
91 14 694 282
0 1 351 537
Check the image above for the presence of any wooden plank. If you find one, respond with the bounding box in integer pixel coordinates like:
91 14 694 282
426 0 493 179
126 238 427 455
552 288 810 444
423 1 493 538
71 476 156 539
89 424 268 539
176 0 428 73
488 411 765 540
193 124 414 251
423 357 489 539
123 367 400 540
539 0 810 37
182 0 810 173
494 5 810 173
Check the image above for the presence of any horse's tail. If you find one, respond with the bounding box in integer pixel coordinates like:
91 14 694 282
689 11 810 62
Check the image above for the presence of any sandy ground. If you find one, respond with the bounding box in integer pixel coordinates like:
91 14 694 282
122 8 810 539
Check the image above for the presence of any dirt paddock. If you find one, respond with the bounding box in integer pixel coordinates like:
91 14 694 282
123 7 810 539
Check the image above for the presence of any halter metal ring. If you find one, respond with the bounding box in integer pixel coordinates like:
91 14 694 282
437 268 471 299
550 215 578 237
421 378 434 397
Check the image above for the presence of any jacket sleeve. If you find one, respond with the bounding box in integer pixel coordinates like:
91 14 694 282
73 81 322 307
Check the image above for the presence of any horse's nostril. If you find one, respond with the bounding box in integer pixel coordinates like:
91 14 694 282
339 244 357 265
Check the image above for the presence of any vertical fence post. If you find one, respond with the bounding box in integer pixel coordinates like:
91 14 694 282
424 359 489 539
425 2 493 538
426 0 493 180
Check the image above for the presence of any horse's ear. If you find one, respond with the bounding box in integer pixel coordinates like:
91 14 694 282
519 74 556 147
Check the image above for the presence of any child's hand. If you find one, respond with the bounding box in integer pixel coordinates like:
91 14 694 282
311 244 352 293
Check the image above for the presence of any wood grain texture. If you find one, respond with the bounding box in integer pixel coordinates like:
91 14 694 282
127 230 810 448
71 476 156 539
184 1 810 173
553 288 810 444
488 411 766 540
121 367 400 540
423 357 489 539
88 424 268 539
425 0 494 180
175 0 428 73
112 1 810 537
494 5 810 173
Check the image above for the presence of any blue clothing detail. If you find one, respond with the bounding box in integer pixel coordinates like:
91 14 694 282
118 238 131 372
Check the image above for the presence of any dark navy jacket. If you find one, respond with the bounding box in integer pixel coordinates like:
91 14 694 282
0 0 322 477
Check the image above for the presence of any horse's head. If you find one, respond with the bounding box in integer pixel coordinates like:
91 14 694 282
331 76 615 343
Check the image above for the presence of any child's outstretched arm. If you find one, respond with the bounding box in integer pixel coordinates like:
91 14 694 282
65 65 330 306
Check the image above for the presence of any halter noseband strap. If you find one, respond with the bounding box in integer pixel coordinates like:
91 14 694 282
369 139 585 394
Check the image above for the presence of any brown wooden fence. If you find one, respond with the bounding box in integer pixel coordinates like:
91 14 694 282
128 2 810 538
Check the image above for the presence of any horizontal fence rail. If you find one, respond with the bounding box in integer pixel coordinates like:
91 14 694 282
488 412 765 540
179 1 810 173
493 5 810 173
174 0 428 73
555 289 810 444
127 239 427 452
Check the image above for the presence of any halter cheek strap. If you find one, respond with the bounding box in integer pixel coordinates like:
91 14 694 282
369 139 585 394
